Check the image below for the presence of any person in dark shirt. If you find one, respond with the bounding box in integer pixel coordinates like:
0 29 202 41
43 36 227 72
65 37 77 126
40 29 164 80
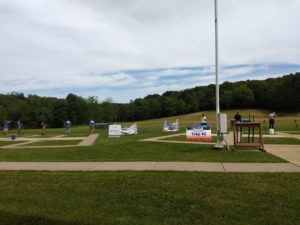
89 120 95 134
234 112 242 123
3 120 10 136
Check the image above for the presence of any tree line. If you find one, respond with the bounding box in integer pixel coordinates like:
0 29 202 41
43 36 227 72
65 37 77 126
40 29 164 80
0 73 299 128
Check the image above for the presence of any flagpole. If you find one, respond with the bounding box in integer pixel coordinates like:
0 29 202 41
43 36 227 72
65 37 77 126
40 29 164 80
213 0 224 149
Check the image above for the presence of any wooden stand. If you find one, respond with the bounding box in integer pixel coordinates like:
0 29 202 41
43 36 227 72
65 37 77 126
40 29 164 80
233 122 264 151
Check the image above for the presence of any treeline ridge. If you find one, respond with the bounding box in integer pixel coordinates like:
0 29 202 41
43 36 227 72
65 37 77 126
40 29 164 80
0 72 299 128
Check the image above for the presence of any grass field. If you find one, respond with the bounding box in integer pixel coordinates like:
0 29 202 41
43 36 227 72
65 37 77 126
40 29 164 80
0 109 299 162
0 109 299 224
0 171 299 225
0 128 284 162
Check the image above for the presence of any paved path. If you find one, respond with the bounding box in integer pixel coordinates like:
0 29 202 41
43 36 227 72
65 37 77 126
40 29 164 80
265 144 300 166
78 134 99 146
140 133 216 145
0 161 299 172
276 132 300 139
263 132 300 166
0 134 99 149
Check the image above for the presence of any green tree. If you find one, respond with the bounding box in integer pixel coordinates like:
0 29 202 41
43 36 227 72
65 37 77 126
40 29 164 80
86 96 99 120
66 93 89 124
221 90 233 109
0 105 8 125
52 99 68 128
231 84 255 108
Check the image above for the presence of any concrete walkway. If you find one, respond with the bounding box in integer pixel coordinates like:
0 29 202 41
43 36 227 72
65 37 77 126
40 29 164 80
0 134 99 149
78 134 99 146
276 132 300 140
140 133 216 145
265 144 300 166
0 162 299 172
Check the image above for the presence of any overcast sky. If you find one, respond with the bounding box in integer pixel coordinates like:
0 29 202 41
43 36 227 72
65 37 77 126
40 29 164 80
1 0 300 103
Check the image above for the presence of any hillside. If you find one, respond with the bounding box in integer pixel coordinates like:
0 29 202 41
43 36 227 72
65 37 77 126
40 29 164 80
139 109 300 132
0 73 299 128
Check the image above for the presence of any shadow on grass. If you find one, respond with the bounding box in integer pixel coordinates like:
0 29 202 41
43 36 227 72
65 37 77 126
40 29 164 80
0 210 81 225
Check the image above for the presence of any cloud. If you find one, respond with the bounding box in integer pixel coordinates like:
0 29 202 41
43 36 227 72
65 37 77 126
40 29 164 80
0 0 299 102
0 72 136 92
218 0 300 65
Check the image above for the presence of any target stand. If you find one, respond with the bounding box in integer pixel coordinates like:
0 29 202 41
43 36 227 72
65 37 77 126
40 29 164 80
233 122 264 151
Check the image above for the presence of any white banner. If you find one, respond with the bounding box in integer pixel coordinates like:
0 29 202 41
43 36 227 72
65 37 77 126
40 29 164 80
163 118 179 132
109 125 122 137
121 123 138 135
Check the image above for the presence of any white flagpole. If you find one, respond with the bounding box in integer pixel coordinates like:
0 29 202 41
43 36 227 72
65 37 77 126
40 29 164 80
213 0 224 149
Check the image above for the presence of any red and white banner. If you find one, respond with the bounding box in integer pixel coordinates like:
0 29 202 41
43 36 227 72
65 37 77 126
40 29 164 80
186 125 212 141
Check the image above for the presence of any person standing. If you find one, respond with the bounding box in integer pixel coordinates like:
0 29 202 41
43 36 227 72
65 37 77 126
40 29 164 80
89 120 96 134
64 120 72 135
41 121 47 135
3 120 10 136
234 112 242 123
201 114 207 126
16 119 23 135
269 112 276 129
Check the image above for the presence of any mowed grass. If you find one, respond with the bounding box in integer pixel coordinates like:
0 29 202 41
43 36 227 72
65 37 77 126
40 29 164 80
0 126 283 162
0 110 299 225
264 137 300 145
0 109 298 162
0 171 299 225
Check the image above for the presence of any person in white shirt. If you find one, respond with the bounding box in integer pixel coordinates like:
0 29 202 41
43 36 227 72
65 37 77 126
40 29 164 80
201 114 207 126
64 120 72 135
268 112 276 129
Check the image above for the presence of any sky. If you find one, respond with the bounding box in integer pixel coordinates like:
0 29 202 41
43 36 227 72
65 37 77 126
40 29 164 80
0 0 300 103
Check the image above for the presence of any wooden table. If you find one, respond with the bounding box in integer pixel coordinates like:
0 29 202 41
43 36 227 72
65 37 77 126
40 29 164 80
233 122 264 151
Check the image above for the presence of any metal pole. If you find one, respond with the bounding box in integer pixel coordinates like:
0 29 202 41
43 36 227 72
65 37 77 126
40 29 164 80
213 0 223 149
